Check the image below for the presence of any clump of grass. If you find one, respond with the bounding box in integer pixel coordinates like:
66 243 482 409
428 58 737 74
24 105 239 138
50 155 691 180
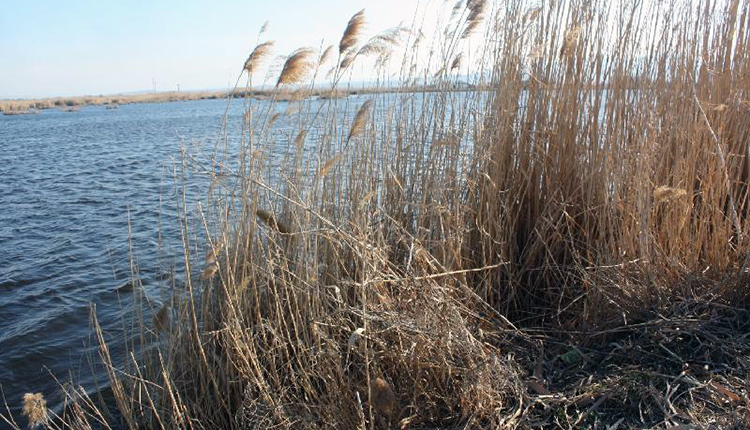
10 0 750 429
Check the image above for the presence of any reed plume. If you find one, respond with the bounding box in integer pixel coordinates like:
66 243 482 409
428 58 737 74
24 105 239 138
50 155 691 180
276 48 315 86
462 0 486 37
256 209 292 235
451 0 464 20
560 25 581 57
38 1 750 429
339 9 366 54
347 100 373 142
200 263 218 280
654 186 688 204
259 20 269 34
295 130 307 149
319 45 335 66
524 7 541 23
22 393 47 429
339 50 358 70
358 27 409 69
243 41 275 73
450 53 463 71
318 153 342 177
268 113 281 128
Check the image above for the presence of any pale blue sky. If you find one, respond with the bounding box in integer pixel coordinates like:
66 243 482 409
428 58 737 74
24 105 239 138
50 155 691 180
0 0 431 99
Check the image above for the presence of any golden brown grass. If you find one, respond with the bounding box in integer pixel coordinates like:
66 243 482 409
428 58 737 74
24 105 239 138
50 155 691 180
0 91 225 113
346 99 372 142
339 9 366 55
243 41 275 74
276 48 316 86
6 0 750 429
21 393 47 429
0 85 480 114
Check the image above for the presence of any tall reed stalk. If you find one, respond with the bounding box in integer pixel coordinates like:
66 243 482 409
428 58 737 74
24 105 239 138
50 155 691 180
6 0 750 428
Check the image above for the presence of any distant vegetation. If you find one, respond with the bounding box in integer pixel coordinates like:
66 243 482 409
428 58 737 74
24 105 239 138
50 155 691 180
0 86 487 115
4 0 750 429
0 91 227 115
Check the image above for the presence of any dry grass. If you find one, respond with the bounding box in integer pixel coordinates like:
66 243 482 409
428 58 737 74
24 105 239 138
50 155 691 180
339 9 366 55
276 48 316 86
5 0 750 429
0 85 479 115
243 41 275 74
21 393 47 429
0 91 227 114
346 99 372 143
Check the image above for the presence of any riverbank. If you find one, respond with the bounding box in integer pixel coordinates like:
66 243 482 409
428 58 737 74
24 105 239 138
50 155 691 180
3 0 750 428
0 84 486 115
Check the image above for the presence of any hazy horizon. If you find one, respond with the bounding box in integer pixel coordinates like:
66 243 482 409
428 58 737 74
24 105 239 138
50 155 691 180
0 0 438 99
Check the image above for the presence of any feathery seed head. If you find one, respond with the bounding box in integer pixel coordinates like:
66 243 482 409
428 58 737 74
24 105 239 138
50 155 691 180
244 41 275 73
462 0 487 38
654 186 687 204
276 48 315 86
339 9 366 54
22 393 48 429
451 53 463 71
339 50 358 70
347 100 373 142
268 113 281 128
358 27 409 60
560 25 581 57
319 45 335 66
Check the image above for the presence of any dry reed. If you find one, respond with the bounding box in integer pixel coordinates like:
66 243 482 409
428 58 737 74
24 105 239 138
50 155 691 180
319 44 335 66
339 9 366 54
346 99 372 142
243 41 275 73
13 1 750 429
21 393 47 429
276 48 316 86
462 0 486 37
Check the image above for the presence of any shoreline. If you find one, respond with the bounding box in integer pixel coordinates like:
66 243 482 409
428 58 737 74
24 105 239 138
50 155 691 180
0 84 489 115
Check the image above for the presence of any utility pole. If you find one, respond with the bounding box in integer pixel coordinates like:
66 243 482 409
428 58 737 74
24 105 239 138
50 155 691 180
177 83 180 92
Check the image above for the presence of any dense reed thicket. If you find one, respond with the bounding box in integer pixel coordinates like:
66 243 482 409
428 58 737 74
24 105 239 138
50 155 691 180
5 0 750 428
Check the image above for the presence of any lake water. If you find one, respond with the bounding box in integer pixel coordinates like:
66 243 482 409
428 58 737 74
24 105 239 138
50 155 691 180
0 90 474 426
0 98 255 424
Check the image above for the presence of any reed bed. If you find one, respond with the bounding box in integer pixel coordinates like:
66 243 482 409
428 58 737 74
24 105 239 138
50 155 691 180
0 92 227 114
4 0 750 428
0 86 460 114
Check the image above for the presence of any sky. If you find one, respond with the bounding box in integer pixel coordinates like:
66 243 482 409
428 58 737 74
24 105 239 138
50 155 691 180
0 0 436 99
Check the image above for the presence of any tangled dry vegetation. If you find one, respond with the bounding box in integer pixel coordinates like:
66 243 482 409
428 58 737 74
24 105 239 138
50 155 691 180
4 0 750 428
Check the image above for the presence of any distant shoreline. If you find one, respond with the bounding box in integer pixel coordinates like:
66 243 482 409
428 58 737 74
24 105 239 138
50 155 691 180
0 84 487 115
